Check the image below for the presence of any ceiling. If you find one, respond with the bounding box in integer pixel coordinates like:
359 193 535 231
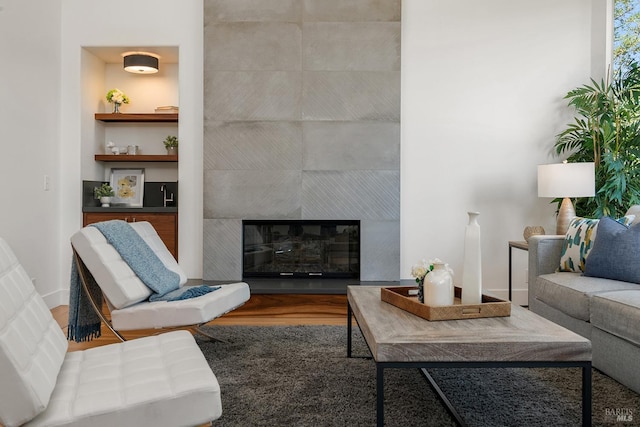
84 46 179 64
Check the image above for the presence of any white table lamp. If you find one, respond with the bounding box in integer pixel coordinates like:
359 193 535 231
538 162 595 234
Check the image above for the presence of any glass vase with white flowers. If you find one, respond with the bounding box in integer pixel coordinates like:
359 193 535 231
106 88 130 113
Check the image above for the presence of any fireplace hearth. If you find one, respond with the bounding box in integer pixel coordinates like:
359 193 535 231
243 220 360 279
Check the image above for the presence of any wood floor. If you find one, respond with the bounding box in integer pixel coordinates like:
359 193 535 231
54 293 350 351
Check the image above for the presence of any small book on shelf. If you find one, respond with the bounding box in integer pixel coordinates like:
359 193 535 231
154 105 179 113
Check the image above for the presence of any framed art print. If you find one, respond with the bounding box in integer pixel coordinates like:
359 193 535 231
110 168 145 207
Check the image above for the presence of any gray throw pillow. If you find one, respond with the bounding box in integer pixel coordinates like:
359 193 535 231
583 216 640 284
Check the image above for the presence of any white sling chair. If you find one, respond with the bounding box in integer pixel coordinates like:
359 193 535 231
70 221 250 341
0 237 222 427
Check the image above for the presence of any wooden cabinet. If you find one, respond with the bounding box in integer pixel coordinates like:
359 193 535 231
83 212 178 259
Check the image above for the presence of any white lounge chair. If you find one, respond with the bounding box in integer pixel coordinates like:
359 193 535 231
70 221 250 341
0 236 223 427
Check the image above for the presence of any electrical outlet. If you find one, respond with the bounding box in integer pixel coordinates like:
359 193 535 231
43 175 50 191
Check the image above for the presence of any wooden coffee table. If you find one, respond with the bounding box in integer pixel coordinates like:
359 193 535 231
347 286 592 427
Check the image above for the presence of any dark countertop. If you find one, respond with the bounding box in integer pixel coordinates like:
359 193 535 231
83 207 178 213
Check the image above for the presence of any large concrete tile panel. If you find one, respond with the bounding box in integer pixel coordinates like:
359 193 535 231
205 71 301 121
303 121 399 170
302 71 400 121
206 22 301 71
360 220 400 281
303 0 400 22
303 22 400 71
204 169 302 219
203 219 243 281
301 170 399 220
204 121 302 170
205 0 301 23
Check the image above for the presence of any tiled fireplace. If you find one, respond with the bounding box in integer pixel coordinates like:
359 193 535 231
202 0 401 288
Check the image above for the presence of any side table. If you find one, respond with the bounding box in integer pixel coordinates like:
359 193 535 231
508 240 529 302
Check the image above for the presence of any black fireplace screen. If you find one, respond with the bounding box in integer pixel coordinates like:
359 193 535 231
242 220 360 279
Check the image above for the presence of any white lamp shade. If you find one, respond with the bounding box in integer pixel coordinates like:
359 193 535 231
538 162 595 198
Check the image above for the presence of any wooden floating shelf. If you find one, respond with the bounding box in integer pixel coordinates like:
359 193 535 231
95 113 178 122
94 154 178 162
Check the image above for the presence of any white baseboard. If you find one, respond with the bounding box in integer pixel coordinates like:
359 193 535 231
42 289 69 309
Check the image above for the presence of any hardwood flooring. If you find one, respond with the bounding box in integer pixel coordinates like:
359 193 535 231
54 293 350 352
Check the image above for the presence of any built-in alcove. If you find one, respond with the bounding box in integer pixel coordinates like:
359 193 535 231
80 46 180 183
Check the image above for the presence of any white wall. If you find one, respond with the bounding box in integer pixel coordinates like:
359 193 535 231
401 0 606 300
60 0 204 304
0 0 62 304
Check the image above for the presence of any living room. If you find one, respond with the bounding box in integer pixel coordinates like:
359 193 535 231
1 0 607 306
1 0 631 425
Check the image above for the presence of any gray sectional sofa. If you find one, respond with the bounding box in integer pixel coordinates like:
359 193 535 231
528 233 640 394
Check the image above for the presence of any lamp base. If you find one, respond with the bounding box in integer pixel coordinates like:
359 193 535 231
556 197 576 235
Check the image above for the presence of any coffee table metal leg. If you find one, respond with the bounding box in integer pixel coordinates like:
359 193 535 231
420 368 467 426
583 364 592 427
377 364 384 427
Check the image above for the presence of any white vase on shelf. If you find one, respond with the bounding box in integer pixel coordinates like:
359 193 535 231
461 212 482 305
423 261 454 306
99 196 112 207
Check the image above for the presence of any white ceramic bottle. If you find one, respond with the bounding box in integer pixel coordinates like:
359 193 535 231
423 261 454 306
461 212 482 304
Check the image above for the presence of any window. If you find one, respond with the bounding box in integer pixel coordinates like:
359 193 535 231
614 0 640 74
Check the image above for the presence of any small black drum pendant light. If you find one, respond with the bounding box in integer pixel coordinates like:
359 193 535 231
123 52 159 74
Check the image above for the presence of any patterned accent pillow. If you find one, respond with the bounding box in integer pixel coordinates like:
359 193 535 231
559 215 635 272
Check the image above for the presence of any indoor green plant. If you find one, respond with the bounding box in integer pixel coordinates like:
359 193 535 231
163 135 179 154
94 183 114 198
94 183 115 207
554 62 640 218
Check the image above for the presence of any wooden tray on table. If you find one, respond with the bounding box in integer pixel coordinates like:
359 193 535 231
381 286 511 321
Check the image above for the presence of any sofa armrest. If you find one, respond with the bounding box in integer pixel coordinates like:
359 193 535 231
527 234 564 306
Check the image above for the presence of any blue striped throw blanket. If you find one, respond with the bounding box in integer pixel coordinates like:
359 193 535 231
92 220 218 301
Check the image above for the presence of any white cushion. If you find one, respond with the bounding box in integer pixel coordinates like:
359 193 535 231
70 221 188 309
71 227 152 309
112 282 250 330
25 331 222 427
0 238 68 427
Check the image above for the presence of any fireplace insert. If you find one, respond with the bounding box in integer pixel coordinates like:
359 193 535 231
242 220 360 279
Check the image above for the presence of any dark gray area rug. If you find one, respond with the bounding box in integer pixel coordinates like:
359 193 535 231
196 325 640 426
